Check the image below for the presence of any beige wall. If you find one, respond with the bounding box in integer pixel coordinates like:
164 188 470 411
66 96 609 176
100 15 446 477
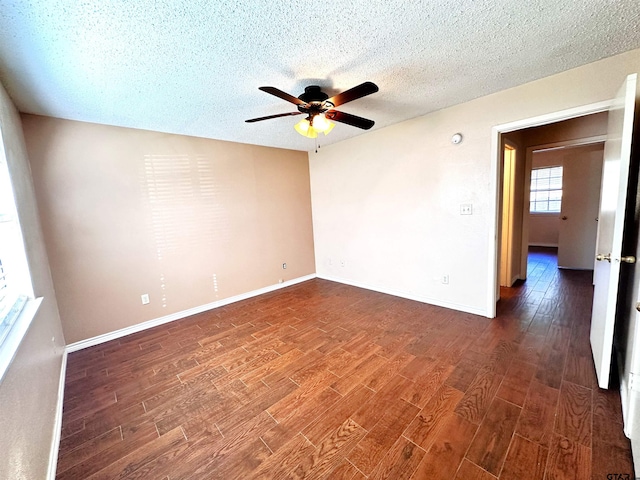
521 111 608 147
529 214 560 247
0 85 65 476
23 116 315 344
310 48 640 316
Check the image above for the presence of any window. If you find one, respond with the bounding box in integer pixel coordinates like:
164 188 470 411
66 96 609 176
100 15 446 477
0 128 34 382
530 166 563 213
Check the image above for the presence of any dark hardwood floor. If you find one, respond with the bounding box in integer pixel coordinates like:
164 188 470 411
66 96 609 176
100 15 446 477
56 248 634 479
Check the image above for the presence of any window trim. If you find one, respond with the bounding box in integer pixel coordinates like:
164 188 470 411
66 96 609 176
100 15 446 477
0 297 41 382
529 165 563 214
0 125 39 383
529 211 562 216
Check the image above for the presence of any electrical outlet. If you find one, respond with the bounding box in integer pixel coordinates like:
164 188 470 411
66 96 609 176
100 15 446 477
141 294 150 305
282 263 287 269
442 275 449 284
460 204 473 215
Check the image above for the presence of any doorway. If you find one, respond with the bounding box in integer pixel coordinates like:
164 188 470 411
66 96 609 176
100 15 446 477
490 76 640 471
489 106 610 316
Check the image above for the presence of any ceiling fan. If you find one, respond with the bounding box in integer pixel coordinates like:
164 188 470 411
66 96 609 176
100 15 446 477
245 82 379 138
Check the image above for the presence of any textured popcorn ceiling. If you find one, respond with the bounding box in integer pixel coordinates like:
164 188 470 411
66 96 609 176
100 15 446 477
0 1 639 151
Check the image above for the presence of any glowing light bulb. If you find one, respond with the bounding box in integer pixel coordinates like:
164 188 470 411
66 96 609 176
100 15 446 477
311 115 335 135
294 118 317 138
296 119 309 133
312 115 329 132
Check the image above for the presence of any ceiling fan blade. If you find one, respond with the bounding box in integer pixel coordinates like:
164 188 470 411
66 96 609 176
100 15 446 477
258 86 307 106
245 111 303 123
326 82 379 107
325 110 375 130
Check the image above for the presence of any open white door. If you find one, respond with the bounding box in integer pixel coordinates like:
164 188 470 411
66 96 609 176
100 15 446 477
591 73 639 389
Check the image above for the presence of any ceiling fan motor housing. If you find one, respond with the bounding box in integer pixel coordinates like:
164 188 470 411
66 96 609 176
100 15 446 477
298 86 328 103
297 86 332 115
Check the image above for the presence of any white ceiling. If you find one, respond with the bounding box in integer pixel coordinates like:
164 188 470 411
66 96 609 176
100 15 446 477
1 1 639 152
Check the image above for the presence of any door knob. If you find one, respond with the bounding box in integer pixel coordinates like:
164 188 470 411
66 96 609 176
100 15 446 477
596 253 611 262
620 256 636 264
561 216 568 220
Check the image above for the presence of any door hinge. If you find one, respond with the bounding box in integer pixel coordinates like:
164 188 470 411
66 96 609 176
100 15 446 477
630 372 640 392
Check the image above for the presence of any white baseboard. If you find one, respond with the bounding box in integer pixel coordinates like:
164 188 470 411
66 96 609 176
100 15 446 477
317 274 487 317
66 274 317 353
47 349 67 480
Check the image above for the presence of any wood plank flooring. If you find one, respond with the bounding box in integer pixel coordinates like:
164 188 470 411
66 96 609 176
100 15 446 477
56 248 634 479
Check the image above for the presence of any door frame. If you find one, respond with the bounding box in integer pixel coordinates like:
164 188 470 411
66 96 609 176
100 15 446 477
487 100 613 317
500 143 517 288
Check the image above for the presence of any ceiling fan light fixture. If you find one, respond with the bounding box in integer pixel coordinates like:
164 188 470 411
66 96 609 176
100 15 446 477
311 114 335 135
294 118 318 138
248 82 378 137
